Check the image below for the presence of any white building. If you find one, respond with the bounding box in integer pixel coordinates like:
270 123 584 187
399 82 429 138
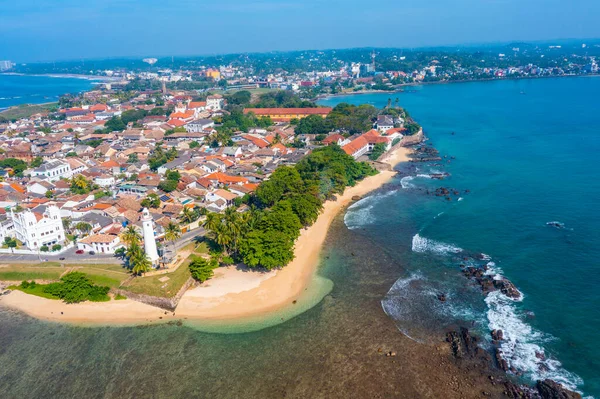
94 174 115 187
10 206 65 249
77 234 121 254
141 208 160 264
30 160 73 182
206 94 224 111
185 119 215 133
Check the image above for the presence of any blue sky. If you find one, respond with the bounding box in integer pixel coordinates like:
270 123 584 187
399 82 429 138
1 0 599 62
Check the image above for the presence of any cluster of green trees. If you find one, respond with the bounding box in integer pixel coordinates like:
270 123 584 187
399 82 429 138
85 139 104 148
103 108 169 132
214 110 272 134
251 91 316 108
369 143 387 161
202 146 376 270
189 256 218 283
224 90 252 107
148 146 178 171
27 272 110 303
40 244 63 252
0 158 29 176
141 193 161 209
158 169 181 192
404 122 421 135
294 103 378 135
70 175 97 194
179 206 204 224
3 237 18 248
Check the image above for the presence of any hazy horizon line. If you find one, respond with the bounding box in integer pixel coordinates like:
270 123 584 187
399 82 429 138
8 37 600 65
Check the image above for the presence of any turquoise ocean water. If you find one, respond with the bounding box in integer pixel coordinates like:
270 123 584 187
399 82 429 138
320 77 600 397
0 76 598 398
0 74 97 110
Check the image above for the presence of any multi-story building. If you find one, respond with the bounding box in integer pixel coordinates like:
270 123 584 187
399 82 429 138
206 94 225 111
10 206 65 249
30 159 73 182
0 60 14 71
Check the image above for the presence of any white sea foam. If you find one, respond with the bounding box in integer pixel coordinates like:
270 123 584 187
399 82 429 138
411 234 463 255
344 190 397 230
485 291 584 392
401 176 416 189
381 272 427 343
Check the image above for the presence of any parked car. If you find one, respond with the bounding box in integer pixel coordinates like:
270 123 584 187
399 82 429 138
89 251 95 255
59 257 65 261
75 250 84 254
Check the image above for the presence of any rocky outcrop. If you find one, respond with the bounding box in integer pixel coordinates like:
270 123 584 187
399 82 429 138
446 327 479 358
462 266 522 299
491 329 504 341
536 380 582 399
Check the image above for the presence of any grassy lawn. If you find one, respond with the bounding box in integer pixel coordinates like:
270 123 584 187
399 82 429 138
0 263 129 288
122 258 193 298
0 102 58 120
8 284 60 300
0 267 64 282
70 265 130 288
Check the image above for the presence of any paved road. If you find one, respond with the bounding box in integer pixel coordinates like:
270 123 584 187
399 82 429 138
0 228 206 264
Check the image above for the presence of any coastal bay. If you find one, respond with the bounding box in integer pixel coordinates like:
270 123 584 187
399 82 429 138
0 74 98 110
0 147 412 330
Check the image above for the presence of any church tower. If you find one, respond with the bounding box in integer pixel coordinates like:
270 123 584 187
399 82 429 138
141 208 159 264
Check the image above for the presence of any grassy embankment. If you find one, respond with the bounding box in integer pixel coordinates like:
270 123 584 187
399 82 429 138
122 241 209 298
0 241 210 300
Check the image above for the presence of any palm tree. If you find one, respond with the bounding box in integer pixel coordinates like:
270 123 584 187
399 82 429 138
202 212 221 233
130 251 152 275
121 225 142 245
62 217 72 234
179 207 197 225
223 207 242 253
125 241 152 275
164 221 181 252
74 222 92 235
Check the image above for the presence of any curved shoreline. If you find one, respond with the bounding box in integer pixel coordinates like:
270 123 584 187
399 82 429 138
0 147 412 327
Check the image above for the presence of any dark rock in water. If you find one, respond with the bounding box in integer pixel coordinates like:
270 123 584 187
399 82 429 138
536 379 582 399
495 348 509 371
491 329 504 341
493 279 521 299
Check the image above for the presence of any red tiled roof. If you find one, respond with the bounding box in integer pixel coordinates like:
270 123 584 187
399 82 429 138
243 108 332 116
167 119 186 127
342 136 369 156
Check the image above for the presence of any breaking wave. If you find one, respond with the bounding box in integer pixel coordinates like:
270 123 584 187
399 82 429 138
411 234 463 255
344 190 397 230
485 290 583 392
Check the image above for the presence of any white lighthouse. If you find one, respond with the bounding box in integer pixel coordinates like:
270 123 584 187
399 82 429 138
141 208 160 264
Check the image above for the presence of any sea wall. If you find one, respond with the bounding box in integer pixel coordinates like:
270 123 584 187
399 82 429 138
114 277 196 311
399 129 424 146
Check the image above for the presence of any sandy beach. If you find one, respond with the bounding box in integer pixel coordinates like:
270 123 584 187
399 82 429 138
0 147 411 326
